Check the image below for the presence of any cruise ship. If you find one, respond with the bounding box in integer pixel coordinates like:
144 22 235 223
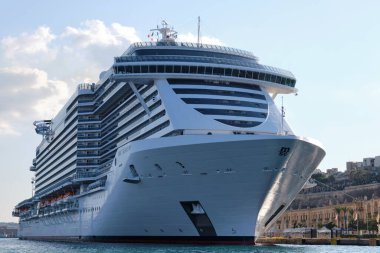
13 21 325 244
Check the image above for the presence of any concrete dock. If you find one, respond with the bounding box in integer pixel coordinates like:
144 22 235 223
256 237 380 246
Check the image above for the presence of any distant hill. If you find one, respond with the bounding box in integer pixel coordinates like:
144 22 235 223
0 222 18 229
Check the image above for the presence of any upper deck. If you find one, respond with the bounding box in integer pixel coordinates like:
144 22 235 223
113 42 297 94
123 41 258 61
112 21 297 94
115 45 294 82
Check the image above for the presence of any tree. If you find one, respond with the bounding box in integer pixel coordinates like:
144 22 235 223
325 221 336 230
327 175 336 184
334 207 342 228
341 207 348 229
348 208 355 229
368 219 378 232
312 173 328 184
349 170 373 185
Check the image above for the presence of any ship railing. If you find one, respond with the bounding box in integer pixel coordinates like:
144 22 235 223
12 210 20 217
77 126 101 130
15 198 34 209
73 167 110 182
77 83 95 91
19 210 32 218
35 176 74 198
98 162 112 172
78 118 101 122
115 54 259 65
114 55 293 77
77 135 101 140
20 210 36 221
77 109 94 113
77 153 101 158
73 171 98 182
87 179 106 191
77 144 99 148
61 206 79 213
78 99 94 104
112 63 296 88
41 200 79 216
124 41 257 59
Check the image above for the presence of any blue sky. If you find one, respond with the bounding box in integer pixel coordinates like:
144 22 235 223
0 0 379 221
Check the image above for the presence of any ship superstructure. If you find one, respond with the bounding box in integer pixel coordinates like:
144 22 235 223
13 21 325 244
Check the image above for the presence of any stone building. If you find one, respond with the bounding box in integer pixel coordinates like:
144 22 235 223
0 226 17 238
273 183 380 231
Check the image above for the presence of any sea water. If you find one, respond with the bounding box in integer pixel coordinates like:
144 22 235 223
0 238 378 253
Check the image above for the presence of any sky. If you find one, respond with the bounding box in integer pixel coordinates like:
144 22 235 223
0 0 379 222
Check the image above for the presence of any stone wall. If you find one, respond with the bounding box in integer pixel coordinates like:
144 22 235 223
273 183 380 230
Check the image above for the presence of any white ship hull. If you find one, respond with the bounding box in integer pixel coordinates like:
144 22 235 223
15 30 325 244
19 134 325 244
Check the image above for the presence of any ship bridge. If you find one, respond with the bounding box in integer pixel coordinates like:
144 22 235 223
113 22 297 96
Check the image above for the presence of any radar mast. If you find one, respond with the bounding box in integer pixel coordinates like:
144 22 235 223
150 20 178 42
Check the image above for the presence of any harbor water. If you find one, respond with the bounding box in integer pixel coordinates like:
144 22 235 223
0 239 378 253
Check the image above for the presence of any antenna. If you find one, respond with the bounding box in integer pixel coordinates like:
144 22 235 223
197 16 201 45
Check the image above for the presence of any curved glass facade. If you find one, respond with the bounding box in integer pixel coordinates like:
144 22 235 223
114 63 296 87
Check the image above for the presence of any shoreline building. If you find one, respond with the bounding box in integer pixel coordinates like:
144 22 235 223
271 156 380 235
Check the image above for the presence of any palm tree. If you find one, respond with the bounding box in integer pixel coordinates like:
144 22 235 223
334 207 342 228
341 207 348 232
348 208 354 229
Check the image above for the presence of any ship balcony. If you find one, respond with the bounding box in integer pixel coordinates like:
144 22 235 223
77 128 102 132
76 154 100 159
30 166 37 172
77 109 94 113
77 82 95 92
73 171 99 182
77 144 99 149
15 198 34 209
35 177 74 198
77 136 102 140
32 158 37 166
63 201 79 212
19 210 31 218
87 179 106 191
77 101 94 106
78 118 101 123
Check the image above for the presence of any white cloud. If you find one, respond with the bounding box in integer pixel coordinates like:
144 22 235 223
0 20 225 136
177 32 224 45
111 23 141 44
61 20 140 48
0 20 141 135
33 79 70 119
0 122 21 136
1 27 55 58
0 67 69 135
